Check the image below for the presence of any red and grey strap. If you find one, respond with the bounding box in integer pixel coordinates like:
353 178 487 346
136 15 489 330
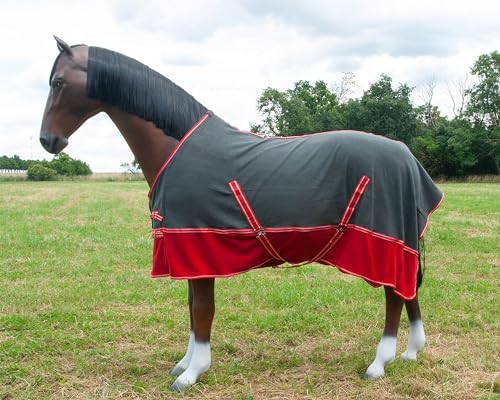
229 175 370 265
229 180 286 262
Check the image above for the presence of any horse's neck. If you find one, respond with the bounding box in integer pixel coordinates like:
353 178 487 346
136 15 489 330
105 106 179 187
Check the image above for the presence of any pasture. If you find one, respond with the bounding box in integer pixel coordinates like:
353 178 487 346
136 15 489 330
0 181 498 399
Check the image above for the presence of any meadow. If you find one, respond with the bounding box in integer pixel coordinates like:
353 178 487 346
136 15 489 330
0 181 498 399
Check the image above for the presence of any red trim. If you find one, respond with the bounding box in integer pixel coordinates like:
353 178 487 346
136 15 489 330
152 223 420 256
351 225 418 256
229 180 286 262
148 113 210 198
306 175 370 263
228 181 261 232
240 128 404 143
419 192 445 239
150 211 164 222
340 176 370 226
152 258 276 280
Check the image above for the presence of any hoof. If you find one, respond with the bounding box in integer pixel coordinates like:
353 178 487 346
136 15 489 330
401 350 417 362
170 364 186 378
363 371 385 380
170 379 190 393
363 363 385 380
170 368 200 392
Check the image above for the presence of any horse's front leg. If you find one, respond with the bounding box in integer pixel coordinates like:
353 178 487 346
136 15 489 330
171 278 215 392
171 280 195 377
364 286 404 379
401 294 426 361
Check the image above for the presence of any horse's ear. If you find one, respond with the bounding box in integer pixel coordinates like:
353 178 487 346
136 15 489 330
53 35 73 56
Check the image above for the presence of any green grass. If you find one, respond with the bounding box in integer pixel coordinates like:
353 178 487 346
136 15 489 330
0 181 498 399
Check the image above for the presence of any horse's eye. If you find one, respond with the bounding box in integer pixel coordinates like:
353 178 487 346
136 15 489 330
52 79 63 89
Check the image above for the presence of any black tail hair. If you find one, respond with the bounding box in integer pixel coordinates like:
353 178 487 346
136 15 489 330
416 237 426 289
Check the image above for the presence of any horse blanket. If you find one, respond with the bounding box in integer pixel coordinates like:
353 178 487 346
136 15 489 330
149 112 444 299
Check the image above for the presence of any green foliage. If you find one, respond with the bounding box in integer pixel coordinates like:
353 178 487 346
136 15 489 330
0 153 92 177
342 74 418 144
0 154 28 170
466 51 500 129
465 51 500 174
252 52 499 178
26 164 58 181
251 80 343 136
49 152 92 176
120 158 142 174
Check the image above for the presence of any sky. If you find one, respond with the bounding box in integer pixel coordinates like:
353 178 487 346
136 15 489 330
0 0 499 172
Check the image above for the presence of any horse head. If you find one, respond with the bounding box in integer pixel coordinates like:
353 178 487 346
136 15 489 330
39 36 103 154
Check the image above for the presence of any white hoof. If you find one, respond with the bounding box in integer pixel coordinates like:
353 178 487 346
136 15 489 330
171 331 195 377
364 336 396 380
170 362 210 392
363 362 386 380
170 370 197 392
401 350 418 362
401 320 425 362
170 360 189 377
170 340 211 392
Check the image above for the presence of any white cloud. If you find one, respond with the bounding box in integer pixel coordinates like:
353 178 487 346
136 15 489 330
0 0 498 171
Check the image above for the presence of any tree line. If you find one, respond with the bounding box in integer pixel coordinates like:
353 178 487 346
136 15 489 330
0 153 92 180
251 51 499 177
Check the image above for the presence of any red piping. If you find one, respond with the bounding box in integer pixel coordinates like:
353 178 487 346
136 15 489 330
419 192 445 239
148 113 210 198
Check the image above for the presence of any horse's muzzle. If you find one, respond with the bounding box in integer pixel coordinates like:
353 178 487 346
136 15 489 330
40 132 68 154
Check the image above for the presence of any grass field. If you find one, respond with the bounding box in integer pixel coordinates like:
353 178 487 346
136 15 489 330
0 181 498 399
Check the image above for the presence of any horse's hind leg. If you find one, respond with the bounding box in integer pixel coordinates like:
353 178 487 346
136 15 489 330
364 286 404 379
171 278 215 392
171 281 195 377
401 294 426 361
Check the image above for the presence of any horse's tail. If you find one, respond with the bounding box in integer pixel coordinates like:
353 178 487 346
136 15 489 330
416 238 426 289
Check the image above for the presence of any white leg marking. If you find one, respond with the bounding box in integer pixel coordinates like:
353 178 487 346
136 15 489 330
171 331 195 377
171 340 211 392
364 336 397 379
401 319 425 361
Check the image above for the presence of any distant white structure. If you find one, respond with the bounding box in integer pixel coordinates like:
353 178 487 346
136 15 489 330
0 169 27 175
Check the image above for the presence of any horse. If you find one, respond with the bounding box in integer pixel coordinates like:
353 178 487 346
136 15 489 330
39 36 443 392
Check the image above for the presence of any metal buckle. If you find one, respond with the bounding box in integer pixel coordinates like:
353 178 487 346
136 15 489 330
255 228 265 238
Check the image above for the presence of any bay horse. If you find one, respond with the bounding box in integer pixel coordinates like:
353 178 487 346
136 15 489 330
39 36 443 392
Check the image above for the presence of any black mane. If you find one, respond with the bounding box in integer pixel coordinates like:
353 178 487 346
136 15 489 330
87 47 208 140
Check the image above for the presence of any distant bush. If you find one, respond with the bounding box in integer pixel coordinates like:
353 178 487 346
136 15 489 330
27 164 58 181
1 153 92 177
50 153 92 176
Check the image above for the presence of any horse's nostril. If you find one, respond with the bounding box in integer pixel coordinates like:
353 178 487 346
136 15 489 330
40 133 69 154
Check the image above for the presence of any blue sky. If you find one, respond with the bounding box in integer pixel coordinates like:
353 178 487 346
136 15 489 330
0 0 498 171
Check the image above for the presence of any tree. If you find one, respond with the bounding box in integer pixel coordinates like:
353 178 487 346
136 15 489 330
331 72 358 103
341 74 418 144
465 51 500 173
27 164 58 181
50 152 92 176
0 155 27 170
415 77 441 130
251 80 343 136
447 73 471 119
121 158 142 174
467 51 500 128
